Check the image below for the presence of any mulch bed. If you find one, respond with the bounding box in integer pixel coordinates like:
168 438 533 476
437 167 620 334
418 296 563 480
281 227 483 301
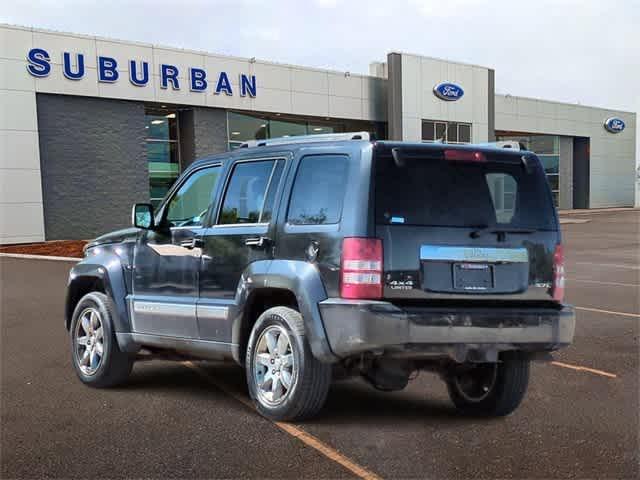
0 240 88 258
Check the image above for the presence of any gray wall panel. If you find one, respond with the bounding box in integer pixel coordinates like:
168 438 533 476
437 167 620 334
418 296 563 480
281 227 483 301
386 53 403 141
487 69 495 142
193 107 228 159
36 94 147 240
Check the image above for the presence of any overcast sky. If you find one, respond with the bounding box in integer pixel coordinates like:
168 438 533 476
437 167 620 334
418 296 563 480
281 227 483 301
3 0 639 157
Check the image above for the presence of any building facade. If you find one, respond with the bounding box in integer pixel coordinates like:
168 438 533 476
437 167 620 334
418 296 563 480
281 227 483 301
0 24 636 243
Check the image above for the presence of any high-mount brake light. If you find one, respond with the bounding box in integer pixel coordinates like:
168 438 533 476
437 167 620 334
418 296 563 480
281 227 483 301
340 238 383 299
444 150 487 163
552 244 565 302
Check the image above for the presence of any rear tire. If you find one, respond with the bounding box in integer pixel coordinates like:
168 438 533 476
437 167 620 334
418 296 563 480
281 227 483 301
446 352 530 416
70 292 133 388
246 306 331 421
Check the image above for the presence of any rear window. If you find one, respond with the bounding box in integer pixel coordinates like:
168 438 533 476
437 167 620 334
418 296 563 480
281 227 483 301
374 153 556 230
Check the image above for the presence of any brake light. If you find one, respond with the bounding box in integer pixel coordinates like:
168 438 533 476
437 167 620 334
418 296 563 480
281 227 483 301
552 244 565 302
340 237 383 299
444 149 486 162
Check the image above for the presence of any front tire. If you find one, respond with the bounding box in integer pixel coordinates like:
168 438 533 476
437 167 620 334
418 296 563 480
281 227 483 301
70 292 133 388
245 306 331 421
446 352 530 416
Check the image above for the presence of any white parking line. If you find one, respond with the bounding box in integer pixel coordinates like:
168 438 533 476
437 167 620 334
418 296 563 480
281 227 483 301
574 261 640 270
574 306 640 318
570 278 640 288
0 252 81 262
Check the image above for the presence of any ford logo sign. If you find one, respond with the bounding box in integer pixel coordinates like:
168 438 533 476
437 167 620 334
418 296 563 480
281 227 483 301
604 117 625 133
433 82 464 101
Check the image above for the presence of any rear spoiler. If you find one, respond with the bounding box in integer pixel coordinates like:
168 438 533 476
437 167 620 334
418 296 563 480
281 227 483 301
388 145 538 173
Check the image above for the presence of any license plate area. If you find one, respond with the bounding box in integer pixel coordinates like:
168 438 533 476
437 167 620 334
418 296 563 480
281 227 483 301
453 263 494 291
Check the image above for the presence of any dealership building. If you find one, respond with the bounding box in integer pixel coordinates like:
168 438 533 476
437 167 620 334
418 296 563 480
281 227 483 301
0 23 637 244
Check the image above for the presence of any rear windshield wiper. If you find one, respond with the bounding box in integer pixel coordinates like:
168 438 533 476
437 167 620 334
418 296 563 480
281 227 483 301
470 225 537 239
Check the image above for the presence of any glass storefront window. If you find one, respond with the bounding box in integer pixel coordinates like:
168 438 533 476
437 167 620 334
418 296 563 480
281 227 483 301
146 109 180 208
270 119 307 138
146 114 178 141
422 120 472 144
459 124 471 143
227 111 377 150
228 112 268 147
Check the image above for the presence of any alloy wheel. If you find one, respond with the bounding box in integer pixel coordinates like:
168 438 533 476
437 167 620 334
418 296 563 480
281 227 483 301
253 325 297 406
74 307 105 376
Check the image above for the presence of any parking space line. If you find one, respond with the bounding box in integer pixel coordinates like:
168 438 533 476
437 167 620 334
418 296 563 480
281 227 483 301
183 361 382 480
570 278 639 288
0 252 81 262
551 361 617 378
574 306 640 318
574 261 640 270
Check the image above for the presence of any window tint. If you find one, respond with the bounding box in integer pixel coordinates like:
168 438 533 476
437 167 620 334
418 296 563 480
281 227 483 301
260 161 284 223
287 155 348 225
486 173 517 224
165 166 221 227
219 160 276 224
374 153 556 230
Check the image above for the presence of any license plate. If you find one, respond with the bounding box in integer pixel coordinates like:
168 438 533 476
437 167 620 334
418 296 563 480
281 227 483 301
453 263 494 290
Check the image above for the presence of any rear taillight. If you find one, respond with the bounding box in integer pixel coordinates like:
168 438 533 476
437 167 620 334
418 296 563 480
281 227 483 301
552 244 565 302
340 237 383 299
444 149 486 163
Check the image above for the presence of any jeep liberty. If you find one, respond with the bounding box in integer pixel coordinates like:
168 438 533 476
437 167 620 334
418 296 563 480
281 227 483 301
66 132 575 421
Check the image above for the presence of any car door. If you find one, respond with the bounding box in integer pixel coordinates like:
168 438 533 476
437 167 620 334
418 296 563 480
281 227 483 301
131 164 222 339
197 157 286 342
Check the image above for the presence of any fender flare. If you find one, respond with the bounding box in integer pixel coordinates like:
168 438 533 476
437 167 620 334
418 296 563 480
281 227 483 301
230 260 337 363
66 251 131 336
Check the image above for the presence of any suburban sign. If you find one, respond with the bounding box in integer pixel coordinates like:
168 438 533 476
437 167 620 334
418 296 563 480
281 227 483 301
603 117 625 134
433 82 464 101
25 48 257 97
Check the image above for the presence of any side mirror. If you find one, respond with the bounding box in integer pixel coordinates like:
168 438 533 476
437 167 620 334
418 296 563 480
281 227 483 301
132 203 155 230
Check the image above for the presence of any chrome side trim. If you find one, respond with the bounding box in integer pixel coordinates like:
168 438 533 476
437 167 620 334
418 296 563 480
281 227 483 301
420 245 529 263
197 305 228 321
133 301 196 317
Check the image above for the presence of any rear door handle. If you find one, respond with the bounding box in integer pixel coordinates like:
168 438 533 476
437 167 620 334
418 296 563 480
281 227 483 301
245 236 271 248
180 238 204 249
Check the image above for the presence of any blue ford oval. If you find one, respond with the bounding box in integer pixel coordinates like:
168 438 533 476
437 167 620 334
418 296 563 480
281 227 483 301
604 117 625 133
433 82 464 101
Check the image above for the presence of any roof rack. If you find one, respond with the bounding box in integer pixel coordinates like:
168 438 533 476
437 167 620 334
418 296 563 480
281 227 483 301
239 131 371 148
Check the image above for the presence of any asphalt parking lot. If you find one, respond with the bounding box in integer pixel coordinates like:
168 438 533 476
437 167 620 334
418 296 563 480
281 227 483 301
1 209 638 479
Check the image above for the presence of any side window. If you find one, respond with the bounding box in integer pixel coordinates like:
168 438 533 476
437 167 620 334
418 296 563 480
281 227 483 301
219 160 282 224
165 166 221 228
287 155 348 225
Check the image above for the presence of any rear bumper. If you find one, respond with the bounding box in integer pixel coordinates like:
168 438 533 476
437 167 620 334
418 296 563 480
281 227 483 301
319 299 575 362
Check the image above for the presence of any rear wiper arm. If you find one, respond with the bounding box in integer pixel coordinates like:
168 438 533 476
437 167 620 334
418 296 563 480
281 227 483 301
470 226 537 239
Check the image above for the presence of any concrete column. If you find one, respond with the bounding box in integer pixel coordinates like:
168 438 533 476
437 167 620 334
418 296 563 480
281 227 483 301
559 136 573 209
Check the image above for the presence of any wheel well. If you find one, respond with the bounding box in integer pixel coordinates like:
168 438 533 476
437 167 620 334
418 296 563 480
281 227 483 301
66 276 105 330
240 288 299 364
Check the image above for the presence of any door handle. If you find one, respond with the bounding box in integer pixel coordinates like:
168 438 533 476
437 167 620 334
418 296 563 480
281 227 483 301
180 238 204 249
245 236 271 248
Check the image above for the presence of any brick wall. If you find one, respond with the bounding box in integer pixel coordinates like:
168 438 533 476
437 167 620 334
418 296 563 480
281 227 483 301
36 94 148 240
